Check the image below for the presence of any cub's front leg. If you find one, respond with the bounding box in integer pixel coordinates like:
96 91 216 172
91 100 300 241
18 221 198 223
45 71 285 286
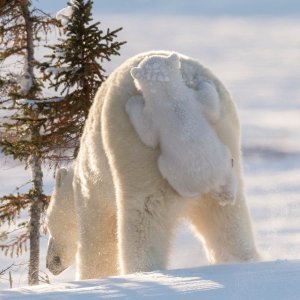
125 95 159 148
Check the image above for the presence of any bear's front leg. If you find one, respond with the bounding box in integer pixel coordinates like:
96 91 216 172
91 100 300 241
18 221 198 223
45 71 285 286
74 179 118 280
76 211 118 279
125 95 159 148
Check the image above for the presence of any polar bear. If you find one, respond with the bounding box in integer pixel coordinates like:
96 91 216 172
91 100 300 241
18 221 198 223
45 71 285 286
126 53 236 203
46 50 259 280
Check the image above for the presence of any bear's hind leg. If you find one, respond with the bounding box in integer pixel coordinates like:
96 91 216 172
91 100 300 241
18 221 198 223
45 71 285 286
117 185 182 274
185 192 260 264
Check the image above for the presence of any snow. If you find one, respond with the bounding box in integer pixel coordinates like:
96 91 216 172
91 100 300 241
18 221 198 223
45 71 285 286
56 5 74 27
1 260 299 299
56 0 79 27
15 99 38 108
17 71 32 94
1 13 300 298
17 57 33 94
45 66 72 76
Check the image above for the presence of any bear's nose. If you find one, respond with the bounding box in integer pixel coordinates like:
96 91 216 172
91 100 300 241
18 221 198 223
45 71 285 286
53 256 61 265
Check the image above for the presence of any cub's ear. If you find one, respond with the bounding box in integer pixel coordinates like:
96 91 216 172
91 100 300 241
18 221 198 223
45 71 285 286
55 168 68 188
130 67 143 80
167 53 180 68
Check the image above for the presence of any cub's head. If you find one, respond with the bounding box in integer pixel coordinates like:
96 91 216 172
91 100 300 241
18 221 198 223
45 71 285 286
130 53 181 90
46 167 78 275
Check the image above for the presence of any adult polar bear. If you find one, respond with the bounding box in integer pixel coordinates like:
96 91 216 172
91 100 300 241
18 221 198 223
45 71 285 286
46 50 259 280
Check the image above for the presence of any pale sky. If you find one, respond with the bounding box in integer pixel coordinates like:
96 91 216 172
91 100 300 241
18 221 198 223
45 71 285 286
33 0 300 17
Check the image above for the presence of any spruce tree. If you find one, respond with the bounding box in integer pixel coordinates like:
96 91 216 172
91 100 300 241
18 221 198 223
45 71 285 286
0 0 57 285
42 0 126 160
0 0 125 286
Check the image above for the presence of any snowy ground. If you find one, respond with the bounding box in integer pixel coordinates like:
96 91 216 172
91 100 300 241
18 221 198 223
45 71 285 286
1 260 300 299
1 15 300 296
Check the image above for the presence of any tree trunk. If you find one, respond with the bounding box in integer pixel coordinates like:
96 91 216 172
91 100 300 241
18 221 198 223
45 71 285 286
21 0 44 286
28 155 43 286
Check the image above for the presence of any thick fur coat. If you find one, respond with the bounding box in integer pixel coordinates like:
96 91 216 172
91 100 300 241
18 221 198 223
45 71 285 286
46 51 259 280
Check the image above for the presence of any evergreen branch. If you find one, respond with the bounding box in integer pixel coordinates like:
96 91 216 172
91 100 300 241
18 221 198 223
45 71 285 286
0 194 31 224
0 263 14 276
31 8 55 19
0 47 27 60
0 23 25 33
5 224 28 236
0 231 29 257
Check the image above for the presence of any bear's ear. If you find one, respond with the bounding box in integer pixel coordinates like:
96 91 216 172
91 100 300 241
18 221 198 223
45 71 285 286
130 67 143 80
55 168 68 188
167 53 180 68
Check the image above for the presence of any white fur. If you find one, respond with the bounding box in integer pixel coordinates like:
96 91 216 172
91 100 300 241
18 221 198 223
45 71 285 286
46 167 78 275
126 53 236 203
46 51 260 280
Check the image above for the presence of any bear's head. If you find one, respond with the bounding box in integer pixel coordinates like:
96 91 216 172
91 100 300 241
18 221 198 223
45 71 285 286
130 53 181 90
46 167 78 275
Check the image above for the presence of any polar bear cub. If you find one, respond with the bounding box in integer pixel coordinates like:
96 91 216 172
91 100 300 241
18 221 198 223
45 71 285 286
126 53 236 204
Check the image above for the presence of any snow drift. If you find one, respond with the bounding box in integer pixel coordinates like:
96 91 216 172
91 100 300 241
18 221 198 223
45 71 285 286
1 260 299 299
